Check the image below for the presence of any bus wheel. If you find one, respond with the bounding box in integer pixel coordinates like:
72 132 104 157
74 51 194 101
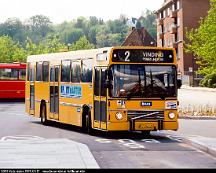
142 130 150 136
40 103 47 125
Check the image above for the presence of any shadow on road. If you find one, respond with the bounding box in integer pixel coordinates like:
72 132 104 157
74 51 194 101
31 120 169 141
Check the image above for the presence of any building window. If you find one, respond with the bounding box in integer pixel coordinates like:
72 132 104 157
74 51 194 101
160 12 164 19
163 10 166 18
177 17 180 26
167 8 170 16
176 48 179 59
177 0 180 10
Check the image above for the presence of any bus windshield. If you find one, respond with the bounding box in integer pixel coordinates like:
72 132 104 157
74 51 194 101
110 64 177 99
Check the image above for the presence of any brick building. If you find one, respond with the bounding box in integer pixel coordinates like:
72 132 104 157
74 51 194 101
155 0 210 86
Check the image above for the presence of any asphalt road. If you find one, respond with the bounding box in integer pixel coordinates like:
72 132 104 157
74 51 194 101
0 101 216 168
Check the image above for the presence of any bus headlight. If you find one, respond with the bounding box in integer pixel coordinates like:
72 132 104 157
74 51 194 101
116 112 123 120
168 112 175 119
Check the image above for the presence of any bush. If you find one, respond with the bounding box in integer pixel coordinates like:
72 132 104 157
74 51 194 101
200 72 216 88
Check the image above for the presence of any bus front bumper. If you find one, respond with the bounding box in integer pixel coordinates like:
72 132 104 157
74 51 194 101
106 120 178 131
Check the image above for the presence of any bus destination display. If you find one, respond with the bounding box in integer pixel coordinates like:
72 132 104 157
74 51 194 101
112 49 174 63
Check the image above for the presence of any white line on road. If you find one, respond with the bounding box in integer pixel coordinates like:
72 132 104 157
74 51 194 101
1 135 44 141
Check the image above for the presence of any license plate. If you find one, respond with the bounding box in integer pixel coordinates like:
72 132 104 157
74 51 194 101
137 123 154 130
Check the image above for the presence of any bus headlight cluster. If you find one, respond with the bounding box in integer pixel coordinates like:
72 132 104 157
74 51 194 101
116 112 123 120
168 112 175 119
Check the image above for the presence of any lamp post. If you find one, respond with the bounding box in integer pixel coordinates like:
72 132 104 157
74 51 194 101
192 57 197 87
67 43 71 51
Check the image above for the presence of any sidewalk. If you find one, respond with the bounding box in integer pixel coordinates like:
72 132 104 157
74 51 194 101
166 119 216 158
180 85 216 92
185 136 216 158
0 138 99 168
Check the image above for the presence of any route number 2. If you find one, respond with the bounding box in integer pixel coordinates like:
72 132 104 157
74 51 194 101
125 51 130 62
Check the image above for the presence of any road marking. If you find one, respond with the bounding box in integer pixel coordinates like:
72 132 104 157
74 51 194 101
166 135 183 142
95 139 112 143
3 112 25 116
1 135 44 141
141 139 161 143
118 139 145 149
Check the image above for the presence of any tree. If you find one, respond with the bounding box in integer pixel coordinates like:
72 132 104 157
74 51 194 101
185 0 216 87
26 15 53 43
63 28 84 44
25 34 65 55
70 36 94 51
139 9 157 39
0 36 27 63
0 18 26 44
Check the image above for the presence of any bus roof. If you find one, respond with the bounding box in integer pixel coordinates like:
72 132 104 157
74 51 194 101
27 47 112 63
26 46 176 65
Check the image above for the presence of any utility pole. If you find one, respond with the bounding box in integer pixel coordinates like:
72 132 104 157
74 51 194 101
192 57 197 87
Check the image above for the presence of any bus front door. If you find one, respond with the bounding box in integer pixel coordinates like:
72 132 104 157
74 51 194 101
49 66 59 120
29 66 35 115
93 67 107 130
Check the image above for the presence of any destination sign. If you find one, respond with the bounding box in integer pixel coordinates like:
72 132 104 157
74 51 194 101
112 49 174 63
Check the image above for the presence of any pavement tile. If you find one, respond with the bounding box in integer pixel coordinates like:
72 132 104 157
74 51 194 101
0 138 99 168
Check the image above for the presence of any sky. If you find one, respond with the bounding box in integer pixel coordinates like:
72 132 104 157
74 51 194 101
0 0 164 24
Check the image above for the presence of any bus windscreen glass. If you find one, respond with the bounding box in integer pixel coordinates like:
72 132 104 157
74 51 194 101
109 64 176 98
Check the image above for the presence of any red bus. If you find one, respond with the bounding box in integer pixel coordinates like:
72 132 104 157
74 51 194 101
0 63 26 99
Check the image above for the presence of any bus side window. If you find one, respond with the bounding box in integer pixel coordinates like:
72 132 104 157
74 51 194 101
27 63 30 81
82 59 93 83
19 69 26 80
61 60 71 82
50 67 55 82
101 69 106 96
30 67 35 82
36 62 43 81
71 61 81 83
42 61 49 82
0 68 18 80
94 68 100 96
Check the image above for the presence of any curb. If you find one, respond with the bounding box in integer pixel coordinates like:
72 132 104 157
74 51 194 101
179 116 216 120
180 86 216 92
183 137 216 158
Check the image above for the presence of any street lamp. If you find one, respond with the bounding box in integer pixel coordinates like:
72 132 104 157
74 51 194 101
192 57 197 87
67 43 71 51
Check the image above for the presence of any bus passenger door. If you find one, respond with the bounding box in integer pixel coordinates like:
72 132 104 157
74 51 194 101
93 67 107 130
49 66 59 120
29 67 35 115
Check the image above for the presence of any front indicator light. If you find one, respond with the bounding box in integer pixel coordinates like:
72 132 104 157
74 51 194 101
168 112 175 119
116 112 123 120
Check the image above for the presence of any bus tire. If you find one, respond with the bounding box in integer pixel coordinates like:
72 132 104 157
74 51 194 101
142 130 150 136
40 102 47 125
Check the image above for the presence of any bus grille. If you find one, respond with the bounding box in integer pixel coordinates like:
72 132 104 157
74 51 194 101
127 111 164 120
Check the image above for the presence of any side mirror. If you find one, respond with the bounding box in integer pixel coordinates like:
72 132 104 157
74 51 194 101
177 79 182 89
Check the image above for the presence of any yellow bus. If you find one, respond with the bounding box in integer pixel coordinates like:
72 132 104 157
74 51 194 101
25 46 181 135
